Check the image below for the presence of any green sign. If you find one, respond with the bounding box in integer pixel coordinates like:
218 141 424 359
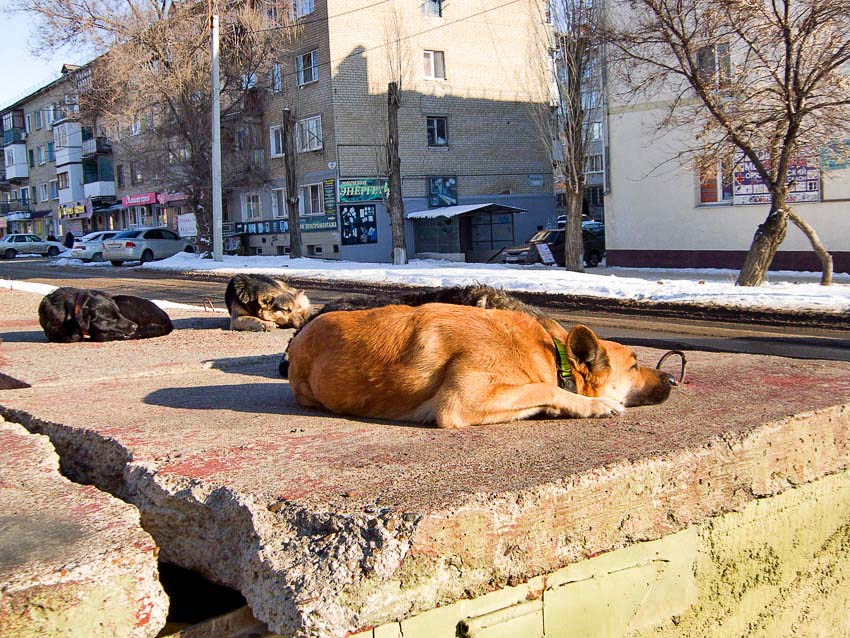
338 178 389 202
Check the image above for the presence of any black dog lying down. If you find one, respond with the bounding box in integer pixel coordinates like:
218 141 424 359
278 284 537 377
38 287 173 342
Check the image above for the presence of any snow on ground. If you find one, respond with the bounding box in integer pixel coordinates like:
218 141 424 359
43 252 850 314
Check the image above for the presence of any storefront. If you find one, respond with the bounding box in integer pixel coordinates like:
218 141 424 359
156 192 190 234
58 200 122 236
5 210 53 237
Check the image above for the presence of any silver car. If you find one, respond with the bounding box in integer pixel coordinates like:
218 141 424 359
70 230 120 262
0 233 65 259
102 227 195 266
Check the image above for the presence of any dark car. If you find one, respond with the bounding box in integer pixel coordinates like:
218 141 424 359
501 222 605 267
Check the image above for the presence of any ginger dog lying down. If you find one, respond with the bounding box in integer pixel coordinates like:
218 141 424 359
286 303 676 428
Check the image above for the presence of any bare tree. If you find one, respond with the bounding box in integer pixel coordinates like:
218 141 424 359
15 0 295 253
609 0 850 285
529 0 605 272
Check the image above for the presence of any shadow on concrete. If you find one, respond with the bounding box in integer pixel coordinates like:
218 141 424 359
143 382 320 416
171 316 230 331
203 354 285 380
0 330 47 343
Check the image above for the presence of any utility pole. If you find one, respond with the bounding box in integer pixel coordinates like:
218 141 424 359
210 13 223 261
282 108 303 258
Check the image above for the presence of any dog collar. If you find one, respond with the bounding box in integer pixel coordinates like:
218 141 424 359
552 338 576 391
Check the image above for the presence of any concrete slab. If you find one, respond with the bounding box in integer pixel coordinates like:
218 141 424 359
0 417 168 637
1 286 849 636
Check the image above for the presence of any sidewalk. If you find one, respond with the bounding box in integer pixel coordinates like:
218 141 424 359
1 284 850 636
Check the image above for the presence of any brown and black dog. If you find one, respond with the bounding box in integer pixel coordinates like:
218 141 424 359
225 274 311 332
286 303 676 428
38 287 173 342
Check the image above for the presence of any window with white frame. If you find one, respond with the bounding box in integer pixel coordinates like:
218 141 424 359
426 116 448 146
271 189 287 218
241 73 257 90
40 183 49 202
424 0 442 17
50 180 58 199
3 148 12 167
243 193 262 220
25 114 32 133
34 110 43 129
697 43 731 90
271 63 283 92
297 50 318 85
299 183 322 216
699 157 733 204
37 146 45 165
130 113 141 135
585 154 604 173
30 186 38 204
45 105 55 126
269 125 284 157
57 172 70 190
54 125 68 149
20 188 29 204
296 116 322 152
294 0 314 18
423 50 446 79
47 142 55 161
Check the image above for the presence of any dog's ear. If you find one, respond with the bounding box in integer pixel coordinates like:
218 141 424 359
566 325 610 388
73 298 92 332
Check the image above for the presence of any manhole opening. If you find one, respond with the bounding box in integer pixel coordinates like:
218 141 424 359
156 562 253 636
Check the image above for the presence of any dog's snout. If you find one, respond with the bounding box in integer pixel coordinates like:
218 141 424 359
663 371 678 387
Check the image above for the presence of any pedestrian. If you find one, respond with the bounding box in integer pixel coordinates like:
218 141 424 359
63 231 75 248
47 233 57 242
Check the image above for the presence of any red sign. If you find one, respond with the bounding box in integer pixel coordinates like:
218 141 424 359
122 192 158 207
157 192 188 205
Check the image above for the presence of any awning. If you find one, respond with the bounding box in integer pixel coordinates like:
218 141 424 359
406 203 527 220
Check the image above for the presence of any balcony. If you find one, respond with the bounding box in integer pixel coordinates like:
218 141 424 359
4 143 28 181
81 137 112 157
84 180 115 198
2 128 26 146
0 200 27 214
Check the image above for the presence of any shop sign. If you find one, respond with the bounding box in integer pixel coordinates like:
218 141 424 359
122 192 158 207
233 214 338 235
322 179 337 216
733 151 820 205
6 212 31 221
58 202 92 219
429 176 458 208
177 212 198 237
157 192 188 205
340 204 378 245
338 178 389 202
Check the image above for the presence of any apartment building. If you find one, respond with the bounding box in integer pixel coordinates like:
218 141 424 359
235 0 555 262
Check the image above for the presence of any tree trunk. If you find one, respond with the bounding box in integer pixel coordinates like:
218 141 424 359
736 195 789 286
387 82 407 265
787 210 833 285
282 108 303 259
563 187 584 272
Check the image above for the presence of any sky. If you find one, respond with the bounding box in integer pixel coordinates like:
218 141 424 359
0 3 91 109
4 252 847 314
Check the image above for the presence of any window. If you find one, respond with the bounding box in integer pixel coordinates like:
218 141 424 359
697 43 731 90
699 158 733 204
34 110 43 129
58 172 70 190
585 154 604 173
130 162 143 185
425 0 442 16
423 50 446 79
299 184 322 216
130 113 141 135
297 50 318 85
4 148 13 167
271 63 283 93
45 105 55 126
40 184 49 202
47 142 55 162
28 150 35 168
54 125 68 149
116 164 125 188
241 73 257 90
426 116 448 146
25 114 32 133
243 193 261 220
20 188 29 205
269 125 284 157
296 116 323 152
37 146 46 165
271 189 287 218
294 0 314 17
30 186 38 204
49 180 58 199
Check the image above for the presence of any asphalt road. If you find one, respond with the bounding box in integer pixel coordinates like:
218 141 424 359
3 257 849 362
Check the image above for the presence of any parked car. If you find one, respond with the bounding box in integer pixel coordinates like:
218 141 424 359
501 222 606 267
70 230 120 262
0 233 65 259
102 227 195 266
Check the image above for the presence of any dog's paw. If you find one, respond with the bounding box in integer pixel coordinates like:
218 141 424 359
584 396 624 418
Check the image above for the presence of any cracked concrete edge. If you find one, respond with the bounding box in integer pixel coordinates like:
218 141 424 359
0 417 168 638
2 404 848 637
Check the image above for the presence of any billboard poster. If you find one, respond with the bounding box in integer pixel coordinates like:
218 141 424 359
233 214 338 235
323 179 338 216
733 151 820 205
429 176 458 208
338 178 389 202
340 204 378 246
